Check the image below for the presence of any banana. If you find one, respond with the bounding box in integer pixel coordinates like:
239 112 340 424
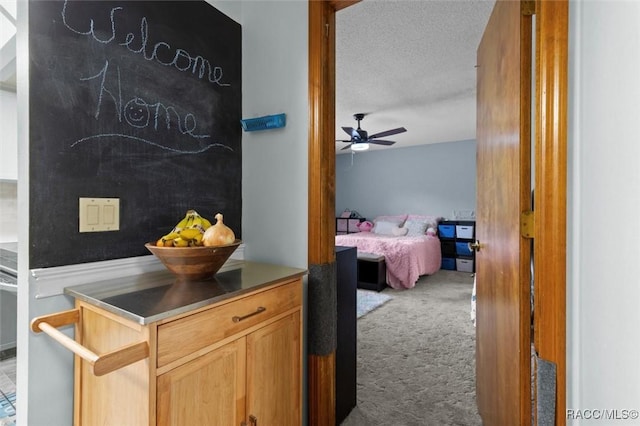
173 237 189 247
178 210 211 246
156 210 214 247
169 211 194 235
160 231 180 241
173 212 192 230
188 233 203 246
179 228 201 241
201 216 212 230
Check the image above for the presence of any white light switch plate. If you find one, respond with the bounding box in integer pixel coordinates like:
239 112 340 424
79 198 120 232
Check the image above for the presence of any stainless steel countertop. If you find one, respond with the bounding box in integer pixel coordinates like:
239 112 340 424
64 260 307 325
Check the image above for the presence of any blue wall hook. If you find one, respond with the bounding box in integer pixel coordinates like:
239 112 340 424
240 113 286 132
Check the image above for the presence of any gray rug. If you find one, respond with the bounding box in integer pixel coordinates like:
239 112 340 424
357 289 392 318
341 270 480 426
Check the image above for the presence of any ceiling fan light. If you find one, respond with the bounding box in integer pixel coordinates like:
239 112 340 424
351 142 370 152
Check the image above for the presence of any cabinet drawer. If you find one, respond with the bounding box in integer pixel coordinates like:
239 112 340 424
157 279 301 367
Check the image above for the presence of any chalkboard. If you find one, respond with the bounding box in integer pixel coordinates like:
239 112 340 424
29 1 242 268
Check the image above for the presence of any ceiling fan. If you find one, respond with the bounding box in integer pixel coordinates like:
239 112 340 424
337 113 407 151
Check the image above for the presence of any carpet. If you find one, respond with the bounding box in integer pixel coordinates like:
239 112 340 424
342 270 480 426
357 289 392 319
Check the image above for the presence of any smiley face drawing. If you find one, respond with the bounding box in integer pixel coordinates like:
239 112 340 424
124 97 150 128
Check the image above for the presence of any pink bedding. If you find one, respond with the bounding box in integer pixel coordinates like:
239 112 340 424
335 233 442 289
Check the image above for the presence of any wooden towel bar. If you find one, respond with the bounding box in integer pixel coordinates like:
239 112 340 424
30 309 149 376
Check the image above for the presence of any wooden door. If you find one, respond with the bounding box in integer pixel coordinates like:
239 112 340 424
475 1 532 425
246 313 302 426
156 338 246 426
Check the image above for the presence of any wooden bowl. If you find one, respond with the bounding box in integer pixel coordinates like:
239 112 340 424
145 240 241 281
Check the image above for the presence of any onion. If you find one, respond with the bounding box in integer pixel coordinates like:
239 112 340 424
202 213 236 247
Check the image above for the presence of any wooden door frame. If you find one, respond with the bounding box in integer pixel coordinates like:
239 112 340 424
308 2 358 425
307 1 567 424
534 1 568 424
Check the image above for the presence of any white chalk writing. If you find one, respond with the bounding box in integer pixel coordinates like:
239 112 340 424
61 0 230 86
71 60 231 153
59 0 235 153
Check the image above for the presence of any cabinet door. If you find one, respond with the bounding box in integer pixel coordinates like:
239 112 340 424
246 313 301 426
157 338 246 426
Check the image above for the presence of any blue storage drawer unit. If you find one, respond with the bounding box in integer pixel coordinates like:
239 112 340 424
438 220 476 272
441 257 456 270
456 241 473 256
438 224 455 239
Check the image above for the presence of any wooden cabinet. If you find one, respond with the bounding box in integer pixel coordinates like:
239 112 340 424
245 313 301 425
157 313 301 426
58 276 303 426
157 338 246 426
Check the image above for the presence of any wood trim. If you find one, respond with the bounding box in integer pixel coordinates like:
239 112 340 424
308 0 336 266
519 3 533 424
534 1 568 425
308 2 337 425
329 0 361 12
308 354 336 426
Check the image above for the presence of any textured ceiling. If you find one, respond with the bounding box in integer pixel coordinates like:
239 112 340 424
335 0 495 153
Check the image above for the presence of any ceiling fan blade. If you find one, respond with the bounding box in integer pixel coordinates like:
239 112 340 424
369 140 396 146
368 127 407 139
336 139 352 143
341 144 353 150
342 126 355 136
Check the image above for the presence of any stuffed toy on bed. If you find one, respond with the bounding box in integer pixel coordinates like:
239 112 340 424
356 220 374 232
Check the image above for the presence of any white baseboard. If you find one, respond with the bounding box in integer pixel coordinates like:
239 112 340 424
31 243 246 298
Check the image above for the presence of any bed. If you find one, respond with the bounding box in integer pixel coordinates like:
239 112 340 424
335 214 442 290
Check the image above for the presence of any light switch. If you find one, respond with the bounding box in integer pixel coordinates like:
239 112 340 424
79 198 120 232
86 205 99 225
103 205 115 224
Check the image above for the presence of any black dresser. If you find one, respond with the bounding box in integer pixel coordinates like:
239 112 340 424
335 246 357 424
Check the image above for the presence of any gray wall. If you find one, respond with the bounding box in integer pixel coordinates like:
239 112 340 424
241 1 308 268
336 139 476 220
567 1 640 420
17 2 309 424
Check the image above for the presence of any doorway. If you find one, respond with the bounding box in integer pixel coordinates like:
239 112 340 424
307 1 568 425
